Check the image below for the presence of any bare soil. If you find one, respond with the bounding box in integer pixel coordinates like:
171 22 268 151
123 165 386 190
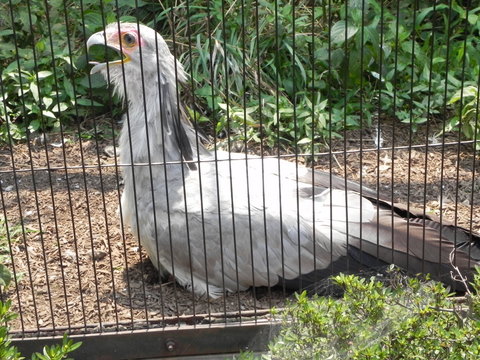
1 120 479 335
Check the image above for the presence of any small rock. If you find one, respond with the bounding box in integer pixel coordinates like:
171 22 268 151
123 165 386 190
104 145 119 158
64 249 77 260
92 251 107 261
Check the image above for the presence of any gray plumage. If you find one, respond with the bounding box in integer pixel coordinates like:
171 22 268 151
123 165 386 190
87 23 480 297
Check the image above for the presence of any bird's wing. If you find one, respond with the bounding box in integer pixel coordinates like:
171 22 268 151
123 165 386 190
293 164 383 199
192 156 377 290
240 157 480 291
157 73 197 169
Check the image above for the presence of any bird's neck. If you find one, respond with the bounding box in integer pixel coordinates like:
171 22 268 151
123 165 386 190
118 75 194 169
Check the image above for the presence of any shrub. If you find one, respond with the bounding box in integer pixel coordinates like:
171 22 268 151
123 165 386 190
0 0 137 142
240 268 480 359
448 85 480 150
155 0 480 150
0 301 81 360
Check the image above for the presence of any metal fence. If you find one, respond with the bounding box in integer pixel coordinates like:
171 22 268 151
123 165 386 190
1 0 479 358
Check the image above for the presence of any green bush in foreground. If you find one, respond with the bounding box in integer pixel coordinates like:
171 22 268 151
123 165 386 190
0 266 81 359
0 303 81 360
240 268 480 359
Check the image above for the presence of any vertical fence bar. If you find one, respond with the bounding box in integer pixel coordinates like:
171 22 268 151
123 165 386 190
327 0 334 278
239 0 258 318
206 0 228 314
438 0 454 274
342 0 351 273
183 0 212 318
405 0 418 274
309 0 317 285
421 1 438 278
358 0 366 267
220 0 243 314
255 0 273 309
41 0 73 331
0 78 25 330
273 0 287 297
375 0 385 264
453 3 472 268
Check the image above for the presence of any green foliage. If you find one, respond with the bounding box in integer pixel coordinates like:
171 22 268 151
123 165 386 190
30 334 81 360
253 269 480 359
0 300 81 360
0 0 137 142
0 301 22 360
1 0 479 148
154 0 480 150
448 85 480 149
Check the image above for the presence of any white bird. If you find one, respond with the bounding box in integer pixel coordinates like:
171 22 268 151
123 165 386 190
87 23 480 297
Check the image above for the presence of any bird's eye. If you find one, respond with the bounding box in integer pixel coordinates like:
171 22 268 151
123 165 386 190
122 33 136 47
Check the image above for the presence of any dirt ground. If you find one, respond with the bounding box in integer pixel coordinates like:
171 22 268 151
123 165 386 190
1 119 479 336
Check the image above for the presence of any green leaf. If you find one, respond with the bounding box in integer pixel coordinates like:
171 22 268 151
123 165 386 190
30 82 39 102
0 29 14 36
37 70 53 80
29 119 41 132
83 11 105 33
42 97 53 109
33 353 48 360
468 13 478 25
42 110 56 119
76 98 104 107
364 25 379 50
54 102 69 112
68 339 82 352
35 40 46 53
461 86 478 98
63 78 74 99
297 137 312 145
448 86 478 104
331 21 358 45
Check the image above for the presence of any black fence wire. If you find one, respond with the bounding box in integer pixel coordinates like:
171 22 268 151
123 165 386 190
0 0 479 358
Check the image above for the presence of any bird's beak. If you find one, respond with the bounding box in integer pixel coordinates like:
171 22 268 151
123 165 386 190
86 31 131 75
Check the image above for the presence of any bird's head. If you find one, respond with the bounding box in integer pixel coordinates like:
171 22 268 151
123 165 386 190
86 23 197 167
87 22 186 95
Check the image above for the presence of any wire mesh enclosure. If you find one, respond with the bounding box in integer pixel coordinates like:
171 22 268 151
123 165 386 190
1 0 479 358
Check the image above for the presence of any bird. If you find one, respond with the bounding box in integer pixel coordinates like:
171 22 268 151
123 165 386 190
87 22 480 298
